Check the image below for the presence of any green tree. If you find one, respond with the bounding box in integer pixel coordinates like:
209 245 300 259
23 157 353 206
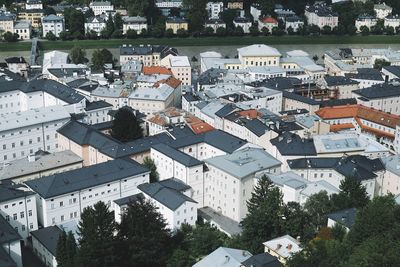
234 25 245 36
3 31 19 42
202 26 214 36
184 0 207 33
65 231 78 267
64 8 84 34
110 107 143 142
143 156 159 183
331 176 369 210
126 29 138 39
45 31 57 40
70 46 86 64
114 13 123 30
360 25 370 36
116 198 172 267
216 26 227 36
374 59 391 70
59 31 72 41
176 28 188 37
321 25 332 35
56 231 68 267
91 48 113 70
304 191 334 232
77 202 117 267
102 13 115 38
261 26 270 35
241 175 284 253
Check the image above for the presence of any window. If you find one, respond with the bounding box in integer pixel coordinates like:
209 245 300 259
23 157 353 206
28 210 32 216
30 223 33 229
13 213 17 220
22 225 25 231
5 215 9 221
61 215 64 221
52 218 55 224
20 212 24 219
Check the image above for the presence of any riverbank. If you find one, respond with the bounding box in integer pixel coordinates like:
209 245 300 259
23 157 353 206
2 35 400 52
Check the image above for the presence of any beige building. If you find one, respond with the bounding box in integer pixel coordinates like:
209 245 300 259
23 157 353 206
305 3 338 29
237 44 281 68
161 55 192 85
0 12 15 33
227 0 243 9
18 9 43 28
165 17 188 34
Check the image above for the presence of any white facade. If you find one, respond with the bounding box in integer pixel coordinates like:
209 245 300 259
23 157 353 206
305 4 338 29
85 16 106 36
31 234 57 267
207 2 224 19
89 1 114 16
122 16 147 34
42 15 65 38
2 240 22 267
161 55 192 85
355 16 377 32
384 15 400 29
26 0 43 10
374 3 392 19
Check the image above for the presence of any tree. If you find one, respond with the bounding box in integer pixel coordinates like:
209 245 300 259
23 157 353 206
234 26 245 36
272 27 285 36
116 198 172 267
331 176 369 210
261 26 270 36
202 26 214 36
360 25 370 36
321 25 332 35
102 13 115 38
216 26 226 36
110 107 143 142
70 46 86 64
59 31 72 41
126 29 137 39
184 0 207 33
56 231 68 267
45 31 57 40
77 202 117 267
91 48 113 70
44 7 56 15
114 13 123 30
191 56 198 62
304 191 334 232
241 175 284 253
313 55 319 62
164 28 174 37
65 232 78 267
374 59 391 70
385 26 395 35
64 8 85 35
3 31 19 42
169 7 181 17
176 28 188 37
143 157 159 183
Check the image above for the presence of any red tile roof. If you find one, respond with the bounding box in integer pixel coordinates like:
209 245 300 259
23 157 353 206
143 66 172 75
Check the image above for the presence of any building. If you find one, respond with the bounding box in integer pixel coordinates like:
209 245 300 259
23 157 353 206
119 44 178 66
84 15 106 36
233 16 252 33
161 55 192 85
0 105 71 163
0 215 22 267
287 155 385 198
30 226 61 267
24 158 150 231
113 193 144 223
0 150 83 184
89 1 114 16
4 57 28 76
305 3 338 29
42 15 64 38
204 18 226 32
346 68 384 89
355 15 377 32
263 235 302 265
258 16 279 32
206 2 223 19
13 20 31 40
204 147 281 222
352 83 400 115
122 16 147 34
238 44 281 68
18 9 43 28
165 17 188 34
321 76 359 99
285 16 304 32
327 208 357 232
374 3 392 19
138 179 198 230
384 15 400 29
26 0 43 10
193 247 252 267
0 12 15 33
227 0 243 9
381 155 400 196
0 185 38 240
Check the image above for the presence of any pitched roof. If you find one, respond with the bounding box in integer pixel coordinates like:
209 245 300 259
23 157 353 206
237 44 281 57
327 208 357 229
151 143 202 167
0 216 21 244
0 185 35 203
270 133 317 156
242 253 282 267
25 158 149 198
30 226 62 256
193 247 252 267
138 181 196 210
263 235 302 259
353 83 400 99
324 76 359 86
143 66 172 76
113 193 145 206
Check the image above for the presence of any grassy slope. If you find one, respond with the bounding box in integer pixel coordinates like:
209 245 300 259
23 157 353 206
1 35 400 51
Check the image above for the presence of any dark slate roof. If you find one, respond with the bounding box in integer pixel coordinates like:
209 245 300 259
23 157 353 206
225 112 269 137
152 143 202 167
282 91 319 105
288 155 384 181
90 121 113 131
168 129 246 154
0 185 35 203
30 226 62 256
327 208 357 229
84 100 113 111
215 103 238 118
346 68 384 81
67 78 99 92
383 65 400 78
249 77 302 91
279 109 309 116
270 133 317 156
119 45 178 59
47 67 88 79
0 216 21 244
138 182 196 211
353 83 400 99
164 124 195 139
182 92 201 102
197 68 226 86
5 57 26 64
0 247 16 267
242 253 282 267
324 76 359 86
113 193 145 206
25 158 149 198
319 98 357 107
158 178 192 192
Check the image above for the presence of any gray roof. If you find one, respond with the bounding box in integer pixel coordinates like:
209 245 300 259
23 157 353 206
0 216 21 244
215 103 238 118
242 253 282 267
138 181 196 211
383 65 400 78
204 148 281 179
25 158 149 198
193 247 252 267
198 207 242 236
288 155 384 182
327 208 357 229
225 112 269 137
353 82 400 99
346 68 384 81
270 133 317 156
381 155 400 176
119 45 177 58
113 193 144 206
0 247 16 267
0 150 82 181
42 14 63 22
324 76 359 86
30 226 62 256
84 100 113 111
0 185 35 203
158 178 192 192
152 143 202 167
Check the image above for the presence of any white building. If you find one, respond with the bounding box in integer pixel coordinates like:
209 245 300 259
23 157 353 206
24 158 150 231
204 18 226 33
285 16 304 32
233 16 252 33
204 147 281 222
0 185 38 240
155 0 182 9
89 1 114 16
374 3 392 19
0 215 22 267
42 15 64 38
26 0 43 10
0 105 71 163
119 44 178 66
355 15 377 32
384 15 400 29
122 16 147 34
151 144 204 205
30 226 61 267
263 235 302 265
238 44 281 68
305 3 338 29
206 2 224 19
13 20 31 40
381 155 400 196
85 15 106 36
138 179 198 230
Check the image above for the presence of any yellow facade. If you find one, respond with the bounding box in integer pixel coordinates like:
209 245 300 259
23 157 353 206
165 21 188 34
18 10 43 28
